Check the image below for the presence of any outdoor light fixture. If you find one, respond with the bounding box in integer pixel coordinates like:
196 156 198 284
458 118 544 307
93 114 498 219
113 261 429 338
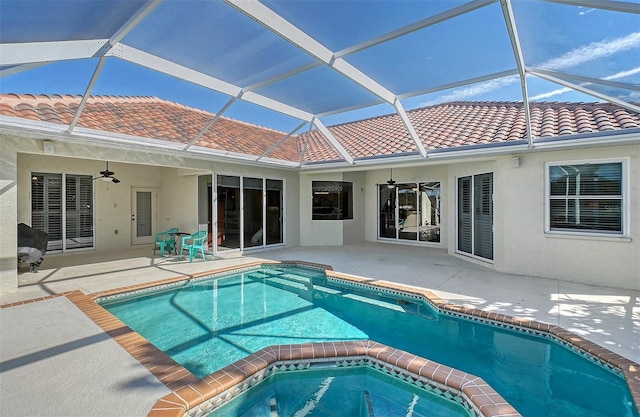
386 168 396 189
94 161 120 184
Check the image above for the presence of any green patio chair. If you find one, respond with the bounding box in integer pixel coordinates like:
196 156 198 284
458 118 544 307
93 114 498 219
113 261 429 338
180 230 208 262
153 227 179 256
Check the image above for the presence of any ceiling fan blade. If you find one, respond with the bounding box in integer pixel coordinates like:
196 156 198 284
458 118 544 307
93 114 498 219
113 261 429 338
112 178 121 184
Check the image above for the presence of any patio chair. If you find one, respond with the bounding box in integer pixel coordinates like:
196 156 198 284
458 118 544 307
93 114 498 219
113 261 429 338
180 230 208 262
153 227 179 256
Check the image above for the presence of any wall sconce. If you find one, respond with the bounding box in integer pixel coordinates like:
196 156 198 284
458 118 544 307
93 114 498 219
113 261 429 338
511 156 520 168
43 141 55 155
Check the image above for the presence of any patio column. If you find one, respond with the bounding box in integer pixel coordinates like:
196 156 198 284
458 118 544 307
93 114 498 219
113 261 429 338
0 146 18 295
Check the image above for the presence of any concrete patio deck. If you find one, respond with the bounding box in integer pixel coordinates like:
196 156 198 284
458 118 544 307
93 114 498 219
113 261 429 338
1 242 638 416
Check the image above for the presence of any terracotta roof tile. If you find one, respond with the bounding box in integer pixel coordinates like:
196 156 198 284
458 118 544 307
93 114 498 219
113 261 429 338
0 94 300 163
1 94 638 164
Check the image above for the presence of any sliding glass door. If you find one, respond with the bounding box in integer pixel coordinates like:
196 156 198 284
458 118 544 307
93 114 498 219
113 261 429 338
216 175 283 252
378 181 441 243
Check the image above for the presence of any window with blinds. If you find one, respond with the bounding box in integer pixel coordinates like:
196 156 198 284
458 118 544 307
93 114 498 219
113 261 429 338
548 162 624 235
31 172 94 251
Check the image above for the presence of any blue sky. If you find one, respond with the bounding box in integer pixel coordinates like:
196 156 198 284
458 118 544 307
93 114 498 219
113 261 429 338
1 0 638 132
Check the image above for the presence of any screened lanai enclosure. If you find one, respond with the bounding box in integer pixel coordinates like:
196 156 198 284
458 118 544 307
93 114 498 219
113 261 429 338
1 0 639 290
1 0 638 163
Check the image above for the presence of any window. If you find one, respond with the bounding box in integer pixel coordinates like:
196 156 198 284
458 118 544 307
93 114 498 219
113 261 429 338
31 172 94 251
312 181 353 220
547 161 625 235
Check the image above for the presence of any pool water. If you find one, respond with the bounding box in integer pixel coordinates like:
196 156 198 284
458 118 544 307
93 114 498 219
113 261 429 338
211 366 472 417
102 266 638 417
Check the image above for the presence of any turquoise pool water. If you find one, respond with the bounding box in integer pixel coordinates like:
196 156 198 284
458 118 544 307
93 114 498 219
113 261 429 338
102 266 638 417
211 366 472 417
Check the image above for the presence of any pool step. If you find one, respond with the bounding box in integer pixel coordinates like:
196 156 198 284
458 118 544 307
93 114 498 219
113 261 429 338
269 396 278 417
362 390 376 417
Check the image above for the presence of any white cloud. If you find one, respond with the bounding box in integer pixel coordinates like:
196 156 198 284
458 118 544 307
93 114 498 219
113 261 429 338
529 66 640 100
423 32 640 104
539 32 640 71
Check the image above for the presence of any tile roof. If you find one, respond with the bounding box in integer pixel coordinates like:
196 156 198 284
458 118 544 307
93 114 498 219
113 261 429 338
0 94 300 163
299 101 640 162
1 94 638 165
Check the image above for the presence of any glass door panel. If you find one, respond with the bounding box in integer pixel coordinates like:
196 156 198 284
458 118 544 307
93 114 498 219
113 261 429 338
198 174 213 252
132 188 155 245
378 185 396 238
419 182 441 243
266 179 283 245
217 175 240 250
398 183 417 241
243 177 264 248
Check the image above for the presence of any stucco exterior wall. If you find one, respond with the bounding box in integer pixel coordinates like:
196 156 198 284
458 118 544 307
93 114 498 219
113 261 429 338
343 171 366 245
361 145 639 290
299 172 343 246
7 134 299 258
498 145 639 289
0 147 18 295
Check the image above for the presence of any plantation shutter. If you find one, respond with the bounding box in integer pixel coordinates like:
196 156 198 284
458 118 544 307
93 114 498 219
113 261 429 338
457 173 493 260
474 173 493 260
65 175 94 249
457 177 472 254
32 173 94 252
31 173 62 251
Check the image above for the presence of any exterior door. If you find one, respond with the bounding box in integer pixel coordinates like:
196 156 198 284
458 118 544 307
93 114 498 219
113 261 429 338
131 187 156 245
457 173 493 260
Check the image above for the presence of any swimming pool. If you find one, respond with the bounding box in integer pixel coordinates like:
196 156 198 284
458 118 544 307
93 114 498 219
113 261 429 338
211 365 472 417
99 264 638 417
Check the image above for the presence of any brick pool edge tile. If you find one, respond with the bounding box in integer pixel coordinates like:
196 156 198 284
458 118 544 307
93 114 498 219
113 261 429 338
3 260 637 416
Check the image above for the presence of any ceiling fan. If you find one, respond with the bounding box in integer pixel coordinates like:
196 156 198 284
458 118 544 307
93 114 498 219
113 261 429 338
94 161 120 183
386 168 396 189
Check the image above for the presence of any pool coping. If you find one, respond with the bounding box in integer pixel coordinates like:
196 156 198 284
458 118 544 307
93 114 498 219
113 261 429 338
2 260 639 416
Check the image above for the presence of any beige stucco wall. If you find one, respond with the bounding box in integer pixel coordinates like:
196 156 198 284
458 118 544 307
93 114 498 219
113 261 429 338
496 144 639 289
361 146 639 290
299 172 344 246
3 132 638 292
0 146 18 295
3 134 300 293
343 171 366 245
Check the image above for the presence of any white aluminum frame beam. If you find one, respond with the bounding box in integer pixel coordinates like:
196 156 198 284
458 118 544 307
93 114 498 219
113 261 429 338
395 101 427 157
67 57 107 132
313 119 354 164
0 62 48 77
226 0 427 161
0 40 107 66
398 69 519 99
256 121 307 161
184 97 237 151
500 0 533 148
528 68 640 113
528 67 640 91
68 1 162 133
335 0 497 59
